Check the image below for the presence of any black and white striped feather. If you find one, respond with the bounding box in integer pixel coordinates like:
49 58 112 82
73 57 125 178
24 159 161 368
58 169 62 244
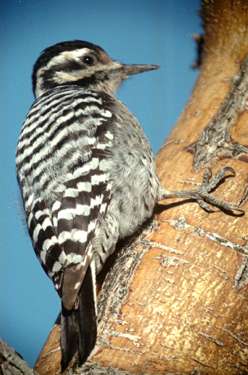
16 86 114 310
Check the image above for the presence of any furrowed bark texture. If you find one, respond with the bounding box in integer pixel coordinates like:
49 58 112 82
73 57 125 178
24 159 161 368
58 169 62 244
35 1 248 374
0 340 35 375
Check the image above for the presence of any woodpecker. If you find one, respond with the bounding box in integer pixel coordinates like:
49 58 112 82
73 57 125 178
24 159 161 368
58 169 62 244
16 40 242 371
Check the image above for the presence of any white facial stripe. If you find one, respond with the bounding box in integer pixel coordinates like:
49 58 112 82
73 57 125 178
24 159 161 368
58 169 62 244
48 48 92 68
55 70 86 83
54 61 121 84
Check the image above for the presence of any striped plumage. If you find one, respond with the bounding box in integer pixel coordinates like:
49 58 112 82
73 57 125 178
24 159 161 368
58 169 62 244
16 40 160 370
16 86 114 301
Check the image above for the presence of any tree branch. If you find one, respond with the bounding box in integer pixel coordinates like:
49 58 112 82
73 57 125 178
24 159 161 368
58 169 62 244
0 340 35 375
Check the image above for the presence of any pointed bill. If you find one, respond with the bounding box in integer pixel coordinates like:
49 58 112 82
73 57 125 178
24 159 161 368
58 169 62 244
122 63 160 76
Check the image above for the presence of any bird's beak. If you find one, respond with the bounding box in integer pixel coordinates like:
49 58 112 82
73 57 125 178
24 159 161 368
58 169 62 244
122 63 160 76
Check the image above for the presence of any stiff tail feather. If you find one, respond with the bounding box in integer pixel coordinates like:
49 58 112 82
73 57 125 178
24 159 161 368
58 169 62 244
60 264 97 371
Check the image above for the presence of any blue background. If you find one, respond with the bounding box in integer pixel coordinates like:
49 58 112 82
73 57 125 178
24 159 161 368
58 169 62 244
1 0 201 367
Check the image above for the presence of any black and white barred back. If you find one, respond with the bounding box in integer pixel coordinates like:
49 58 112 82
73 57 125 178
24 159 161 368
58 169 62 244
16 41 159 369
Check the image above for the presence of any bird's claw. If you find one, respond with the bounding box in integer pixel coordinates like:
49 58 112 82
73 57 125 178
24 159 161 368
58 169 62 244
192 167 243 215
159 167 244 216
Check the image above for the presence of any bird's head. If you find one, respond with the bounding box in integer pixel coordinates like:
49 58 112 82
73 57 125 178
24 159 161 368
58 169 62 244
32 40 159 97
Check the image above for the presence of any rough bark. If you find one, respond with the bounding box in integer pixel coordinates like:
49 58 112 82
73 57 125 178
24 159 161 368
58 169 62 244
0 340 36 375
34 1 248 374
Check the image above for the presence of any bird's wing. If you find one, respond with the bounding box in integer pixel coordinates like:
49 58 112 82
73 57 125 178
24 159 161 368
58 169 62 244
53 145 112 310
23 89 115 309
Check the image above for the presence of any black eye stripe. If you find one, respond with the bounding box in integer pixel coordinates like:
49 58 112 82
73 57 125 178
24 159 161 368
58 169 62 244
55 61 83 71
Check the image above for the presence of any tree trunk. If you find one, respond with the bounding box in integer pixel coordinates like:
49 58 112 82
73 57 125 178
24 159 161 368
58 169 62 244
34 1 248 374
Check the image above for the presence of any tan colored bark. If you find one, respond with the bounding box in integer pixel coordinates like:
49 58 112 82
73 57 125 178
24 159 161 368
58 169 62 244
35 1 248 374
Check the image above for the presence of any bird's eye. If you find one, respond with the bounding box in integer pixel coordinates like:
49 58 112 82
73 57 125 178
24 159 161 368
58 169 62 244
83 55 96 66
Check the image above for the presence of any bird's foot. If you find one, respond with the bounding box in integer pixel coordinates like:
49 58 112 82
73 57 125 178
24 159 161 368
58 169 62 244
158 167 244 216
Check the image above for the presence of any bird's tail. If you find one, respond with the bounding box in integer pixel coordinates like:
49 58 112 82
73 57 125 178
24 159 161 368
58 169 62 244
60 264 97 371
